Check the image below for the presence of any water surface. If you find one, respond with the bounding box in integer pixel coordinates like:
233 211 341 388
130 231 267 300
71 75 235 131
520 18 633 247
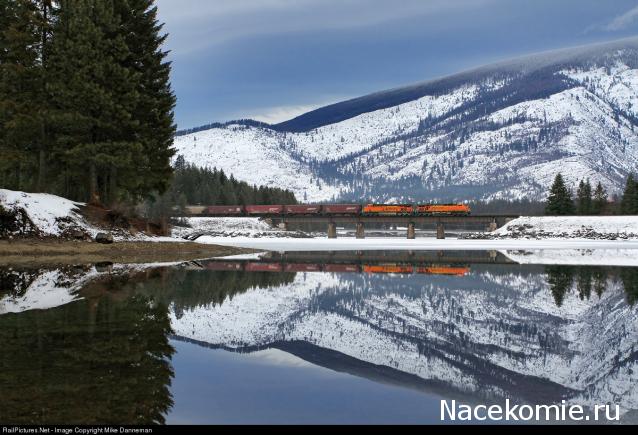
1 250 637 424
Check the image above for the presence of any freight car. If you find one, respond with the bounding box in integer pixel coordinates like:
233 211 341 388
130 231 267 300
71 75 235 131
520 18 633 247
284 205 322 215
415 204 471 216
245 205 284 215
183 203 470 216
207 205 244 215
321 204 362 215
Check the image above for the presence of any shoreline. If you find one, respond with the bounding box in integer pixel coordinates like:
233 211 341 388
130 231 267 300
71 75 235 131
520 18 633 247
0 239 257 267
194 235 638 252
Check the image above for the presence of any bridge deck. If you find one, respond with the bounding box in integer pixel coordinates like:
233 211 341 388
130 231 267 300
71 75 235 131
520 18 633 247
178 214 520 224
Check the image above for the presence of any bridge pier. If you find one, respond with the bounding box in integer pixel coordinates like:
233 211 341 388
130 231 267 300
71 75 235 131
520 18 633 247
327 222 337 239
436 222 445 239
488 218 497 232
355 222 365 239
407 222 416 239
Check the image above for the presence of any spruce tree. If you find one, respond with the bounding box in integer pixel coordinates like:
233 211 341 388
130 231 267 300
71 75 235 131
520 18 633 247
546 173 575 215
48 0 143 204
115 0 176 200
0 0 43 191
621 174 637 215
592 182 607 215
576 178 592 215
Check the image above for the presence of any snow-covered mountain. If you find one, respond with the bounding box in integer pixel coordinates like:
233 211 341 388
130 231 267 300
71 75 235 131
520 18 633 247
174 37 638 202
171 266 638 416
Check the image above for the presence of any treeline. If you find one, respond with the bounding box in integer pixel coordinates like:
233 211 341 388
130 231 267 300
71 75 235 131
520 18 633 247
0 0 175 205
171 157 297 205
545 173 638 215
145 157 297 220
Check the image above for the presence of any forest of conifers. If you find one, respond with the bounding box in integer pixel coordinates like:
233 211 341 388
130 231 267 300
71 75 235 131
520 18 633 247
0 0 298 209
0 0 176 205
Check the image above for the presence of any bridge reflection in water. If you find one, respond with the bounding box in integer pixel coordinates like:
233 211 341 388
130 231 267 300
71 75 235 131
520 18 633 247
201 250 515 276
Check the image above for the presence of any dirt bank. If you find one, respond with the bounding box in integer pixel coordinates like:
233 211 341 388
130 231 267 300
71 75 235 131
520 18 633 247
0 239 256 267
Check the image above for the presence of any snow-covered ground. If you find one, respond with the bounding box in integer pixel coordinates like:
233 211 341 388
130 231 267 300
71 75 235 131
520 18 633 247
487 216 638 239
0 189 179 241
501 249 638 266
0 261 186 315
171 217 311 239
0 189 100 237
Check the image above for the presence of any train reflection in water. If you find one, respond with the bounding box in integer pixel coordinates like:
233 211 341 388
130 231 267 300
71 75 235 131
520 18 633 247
200 249 518 276
203 259 471 276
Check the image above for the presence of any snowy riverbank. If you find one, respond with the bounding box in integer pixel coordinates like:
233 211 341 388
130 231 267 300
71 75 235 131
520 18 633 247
171 217 312 239
0 189 176 241
466 216 638 240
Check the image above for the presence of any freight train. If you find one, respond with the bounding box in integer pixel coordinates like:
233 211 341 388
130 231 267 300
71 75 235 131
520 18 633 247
184 203 471 216
204 260 471 276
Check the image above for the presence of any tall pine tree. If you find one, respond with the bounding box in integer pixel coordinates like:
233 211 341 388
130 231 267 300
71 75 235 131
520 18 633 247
576 178 592 215
592 181 607 215
2 0 175 206
0 0 43 191
621 174 638 215
115 0 176 200
546 173 575 215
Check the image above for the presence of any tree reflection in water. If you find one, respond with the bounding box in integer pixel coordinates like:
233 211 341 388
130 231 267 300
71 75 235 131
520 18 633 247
545 265 638 306
0 266 296 424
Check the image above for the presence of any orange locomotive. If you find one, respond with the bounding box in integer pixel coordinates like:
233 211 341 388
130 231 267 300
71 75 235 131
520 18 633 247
363 264 414 274
362 203 471 216
362 204 414 215
416 266 470 276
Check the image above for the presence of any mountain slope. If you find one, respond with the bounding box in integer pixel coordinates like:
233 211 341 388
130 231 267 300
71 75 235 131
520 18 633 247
170 267 638 413
173 37 638 202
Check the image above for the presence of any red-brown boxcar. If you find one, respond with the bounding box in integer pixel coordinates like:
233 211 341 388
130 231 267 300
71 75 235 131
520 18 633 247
322 204 362 215
416 204 471 216
245 262 283 272
245 205 284 215
284 205 322 215
323 264 361 273
207 205 244 215
284 263 322 272
205 261 244 271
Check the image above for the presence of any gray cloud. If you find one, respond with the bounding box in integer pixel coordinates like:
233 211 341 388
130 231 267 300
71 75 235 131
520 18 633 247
603 5 638 31
157 0 495 55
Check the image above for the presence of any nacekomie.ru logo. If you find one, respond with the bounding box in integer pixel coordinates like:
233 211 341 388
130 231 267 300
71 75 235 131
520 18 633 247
440 399 621 422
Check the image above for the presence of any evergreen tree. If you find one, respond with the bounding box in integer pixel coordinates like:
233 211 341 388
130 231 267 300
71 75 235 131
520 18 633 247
0 0 45 191
1 0 175 207
576 178 592 215
592 182 608 215
545 173 575 215
114 0 176 200
48 0 144 204
620 174 638 215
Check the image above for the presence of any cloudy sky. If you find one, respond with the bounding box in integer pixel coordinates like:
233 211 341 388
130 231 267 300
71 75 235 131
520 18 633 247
155 0 638 129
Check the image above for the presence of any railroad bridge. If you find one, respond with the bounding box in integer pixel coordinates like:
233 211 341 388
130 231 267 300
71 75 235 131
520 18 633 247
268 214 519 239
178 208 519 239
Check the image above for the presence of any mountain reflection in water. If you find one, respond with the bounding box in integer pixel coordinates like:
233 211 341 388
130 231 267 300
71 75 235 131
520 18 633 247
0 250 637 424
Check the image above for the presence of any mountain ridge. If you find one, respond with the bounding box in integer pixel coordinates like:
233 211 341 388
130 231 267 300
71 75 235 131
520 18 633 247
174 36 638 202
177 36 638 135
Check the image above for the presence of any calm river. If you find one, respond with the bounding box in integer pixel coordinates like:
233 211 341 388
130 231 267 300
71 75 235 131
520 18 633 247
1 250 637 424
